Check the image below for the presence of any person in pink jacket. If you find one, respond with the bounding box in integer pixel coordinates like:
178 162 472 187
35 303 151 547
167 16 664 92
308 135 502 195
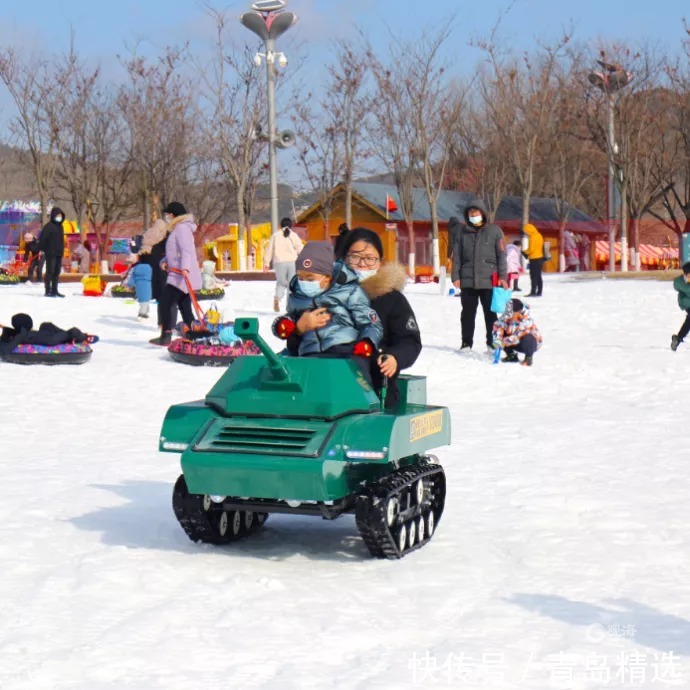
150 201 202 346
505 240 523 292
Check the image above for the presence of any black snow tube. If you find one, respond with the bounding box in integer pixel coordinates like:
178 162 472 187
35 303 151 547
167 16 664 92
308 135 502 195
111 285 135 298
195 287 225 301
0 342 92 365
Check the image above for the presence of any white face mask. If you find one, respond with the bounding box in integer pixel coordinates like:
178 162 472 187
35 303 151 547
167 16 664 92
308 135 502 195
55 216 63 223
468 215 482 226
298 279 326 297
354 268 377 281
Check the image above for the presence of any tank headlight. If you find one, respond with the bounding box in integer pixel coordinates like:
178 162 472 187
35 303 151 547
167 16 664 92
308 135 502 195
345 450 387 459
209 495 226 503
161 440 189 451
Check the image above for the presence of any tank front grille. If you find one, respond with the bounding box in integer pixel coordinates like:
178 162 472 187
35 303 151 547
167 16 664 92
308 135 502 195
193 419 334 457
213 425 315 451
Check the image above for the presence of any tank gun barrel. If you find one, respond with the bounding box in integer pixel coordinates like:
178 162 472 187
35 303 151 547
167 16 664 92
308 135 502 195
233 317 289 381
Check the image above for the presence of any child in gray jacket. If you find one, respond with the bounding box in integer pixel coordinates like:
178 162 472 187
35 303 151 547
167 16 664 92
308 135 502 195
273 241 382 361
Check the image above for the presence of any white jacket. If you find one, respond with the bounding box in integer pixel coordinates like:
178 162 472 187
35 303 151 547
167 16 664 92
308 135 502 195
264 230 303 267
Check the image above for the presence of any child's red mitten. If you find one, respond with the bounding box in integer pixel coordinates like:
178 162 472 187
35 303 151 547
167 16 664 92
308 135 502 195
272 316 296 339
353 339 375 357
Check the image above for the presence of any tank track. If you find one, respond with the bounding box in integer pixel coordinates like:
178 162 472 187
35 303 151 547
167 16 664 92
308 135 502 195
355 460 446 559
172 475 268 545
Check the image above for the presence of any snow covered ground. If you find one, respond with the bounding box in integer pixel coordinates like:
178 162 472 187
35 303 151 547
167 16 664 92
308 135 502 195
1 274 689 690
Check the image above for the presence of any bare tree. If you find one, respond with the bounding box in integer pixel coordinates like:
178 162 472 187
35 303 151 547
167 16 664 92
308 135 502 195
538 49 598 270
401 25 467 274
590 45 667 269
199 7 269 269
88 93 139 259
45 44 102 242
118 46 194 225
292 39 371 239
368 44 422 273
477 29 571 232
0 48 59 224
292 101 343 237
447 102 513 222
328 40 371 229
648 30 690 245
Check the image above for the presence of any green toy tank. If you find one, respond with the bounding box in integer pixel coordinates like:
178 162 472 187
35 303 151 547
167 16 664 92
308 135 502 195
160 318 450 559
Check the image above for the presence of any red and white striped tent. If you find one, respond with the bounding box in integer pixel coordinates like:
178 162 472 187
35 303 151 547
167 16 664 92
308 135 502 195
595 241 678 268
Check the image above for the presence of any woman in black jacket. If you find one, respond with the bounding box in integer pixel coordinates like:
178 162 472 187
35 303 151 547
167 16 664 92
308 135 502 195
284 227 421 408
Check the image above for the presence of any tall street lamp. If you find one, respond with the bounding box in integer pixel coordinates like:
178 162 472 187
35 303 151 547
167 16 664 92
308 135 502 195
588 60 632 272
241 0 297 266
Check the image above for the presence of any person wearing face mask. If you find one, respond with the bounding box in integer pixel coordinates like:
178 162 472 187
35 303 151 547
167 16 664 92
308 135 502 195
38 206 67 298
280 228 422 410
451 198 508 351
272 241 382 367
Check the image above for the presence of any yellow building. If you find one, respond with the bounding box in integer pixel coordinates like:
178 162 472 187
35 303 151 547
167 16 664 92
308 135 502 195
206 222 273 271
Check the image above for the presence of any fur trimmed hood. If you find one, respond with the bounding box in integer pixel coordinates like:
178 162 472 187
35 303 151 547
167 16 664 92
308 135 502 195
360 262 408 299
168 213 195 231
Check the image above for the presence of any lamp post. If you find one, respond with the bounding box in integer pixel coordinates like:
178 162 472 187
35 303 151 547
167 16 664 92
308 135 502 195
588 60 632 272
240 0 297 268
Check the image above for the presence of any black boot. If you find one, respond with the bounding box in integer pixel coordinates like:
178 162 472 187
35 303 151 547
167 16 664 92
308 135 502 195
503 351 519 363
671 335 680 351
522 355 534 367
149 331 172 347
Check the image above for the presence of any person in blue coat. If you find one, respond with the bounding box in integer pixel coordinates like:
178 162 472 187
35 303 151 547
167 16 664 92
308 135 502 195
125 254 153 320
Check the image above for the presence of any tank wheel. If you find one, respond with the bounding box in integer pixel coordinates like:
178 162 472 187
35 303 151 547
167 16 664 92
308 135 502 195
172 475 267 546
231 510 242 536
414 479 425 505
218 511 229 537
397 524 407 553
417 515 425 543
407 519 417 547
355 460 446 560
426 510 435 538
385 497 398 527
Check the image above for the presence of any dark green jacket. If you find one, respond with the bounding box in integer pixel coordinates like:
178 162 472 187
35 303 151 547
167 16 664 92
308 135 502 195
673 274 690 310
451 198 507 289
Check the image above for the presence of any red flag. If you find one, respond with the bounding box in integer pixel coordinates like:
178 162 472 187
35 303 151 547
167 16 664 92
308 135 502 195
385 194 398 214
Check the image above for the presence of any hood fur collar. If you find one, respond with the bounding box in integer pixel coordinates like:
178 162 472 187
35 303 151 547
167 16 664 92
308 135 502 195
168 213 195 230
360 262 408 299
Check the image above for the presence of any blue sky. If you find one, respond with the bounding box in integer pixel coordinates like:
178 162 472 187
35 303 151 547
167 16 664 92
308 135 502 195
1 0 688 74
0 0 688 187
